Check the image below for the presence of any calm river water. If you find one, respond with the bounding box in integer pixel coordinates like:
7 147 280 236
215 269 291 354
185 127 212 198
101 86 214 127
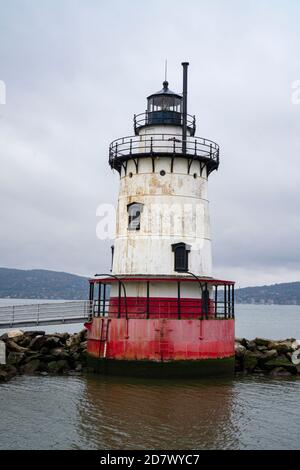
0 302 300 450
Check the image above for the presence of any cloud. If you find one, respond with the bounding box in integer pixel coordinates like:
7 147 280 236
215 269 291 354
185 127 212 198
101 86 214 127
0 0 300 286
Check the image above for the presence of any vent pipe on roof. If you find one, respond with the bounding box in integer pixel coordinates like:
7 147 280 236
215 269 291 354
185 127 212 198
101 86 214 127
181 62 189 154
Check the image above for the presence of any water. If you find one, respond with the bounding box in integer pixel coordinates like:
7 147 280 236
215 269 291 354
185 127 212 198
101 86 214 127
0 302 300 450
0 374 299 450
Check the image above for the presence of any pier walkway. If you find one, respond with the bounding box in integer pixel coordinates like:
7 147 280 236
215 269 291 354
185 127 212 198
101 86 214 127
0 301 90 329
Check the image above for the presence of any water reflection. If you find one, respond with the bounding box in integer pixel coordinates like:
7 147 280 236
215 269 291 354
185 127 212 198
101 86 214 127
1 374 300 450
77 375 238 450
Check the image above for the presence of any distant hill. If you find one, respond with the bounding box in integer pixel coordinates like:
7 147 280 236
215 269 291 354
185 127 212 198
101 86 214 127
235 282 300 305
0 268 300 304
0 268 88 300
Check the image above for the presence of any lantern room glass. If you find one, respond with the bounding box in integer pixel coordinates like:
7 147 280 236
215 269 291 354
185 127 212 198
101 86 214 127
147 95 182 113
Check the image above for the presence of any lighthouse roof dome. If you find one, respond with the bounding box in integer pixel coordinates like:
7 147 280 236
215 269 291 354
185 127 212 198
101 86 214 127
147 81 182 100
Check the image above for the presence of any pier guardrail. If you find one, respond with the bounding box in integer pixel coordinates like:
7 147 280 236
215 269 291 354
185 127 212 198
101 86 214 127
0 301 91 329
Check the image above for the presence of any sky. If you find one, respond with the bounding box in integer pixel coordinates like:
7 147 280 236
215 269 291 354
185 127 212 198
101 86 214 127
0 0 299 288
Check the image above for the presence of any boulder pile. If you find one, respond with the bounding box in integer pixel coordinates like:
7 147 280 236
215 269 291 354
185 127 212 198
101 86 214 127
0 329 88 382
235 337 300 376
1 330 300 382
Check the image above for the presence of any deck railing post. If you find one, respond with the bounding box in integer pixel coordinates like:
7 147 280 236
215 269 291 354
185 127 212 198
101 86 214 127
232 284 235 318
177 281 181 319
146 281 150 319
224 284 227 319
118 281 121 319
98 282 101 317
103 284 106 317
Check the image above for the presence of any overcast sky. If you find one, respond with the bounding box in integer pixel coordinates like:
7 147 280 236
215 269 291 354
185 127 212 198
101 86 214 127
0 0 299 287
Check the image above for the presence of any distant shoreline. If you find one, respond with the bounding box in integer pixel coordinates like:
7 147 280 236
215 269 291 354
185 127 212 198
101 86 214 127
0 267 300 305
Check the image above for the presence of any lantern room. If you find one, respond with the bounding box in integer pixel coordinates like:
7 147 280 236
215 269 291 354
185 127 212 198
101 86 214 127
134 79 196 136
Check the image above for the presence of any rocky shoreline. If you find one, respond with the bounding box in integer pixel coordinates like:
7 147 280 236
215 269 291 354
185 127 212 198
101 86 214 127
1 330 300 382
235 337 300 376
0 329 88 382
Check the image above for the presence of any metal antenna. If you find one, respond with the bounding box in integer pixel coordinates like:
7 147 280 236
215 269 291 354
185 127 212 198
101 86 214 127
164 59 168 82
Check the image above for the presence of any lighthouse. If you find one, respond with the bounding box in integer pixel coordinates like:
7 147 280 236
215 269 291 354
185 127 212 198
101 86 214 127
85 63 235 377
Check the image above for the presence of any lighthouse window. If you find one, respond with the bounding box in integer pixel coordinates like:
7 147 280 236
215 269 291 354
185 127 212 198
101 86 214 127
127 202 143 231
171 243 191 272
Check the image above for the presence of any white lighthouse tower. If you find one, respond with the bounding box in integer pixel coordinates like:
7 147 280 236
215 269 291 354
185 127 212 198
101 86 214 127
110 63 218 305
86 63 235 377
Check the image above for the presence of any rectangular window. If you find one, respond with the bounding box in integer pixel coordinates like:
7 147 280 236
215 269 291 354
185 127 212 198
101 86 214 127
127 202 143 231
172 243 191 273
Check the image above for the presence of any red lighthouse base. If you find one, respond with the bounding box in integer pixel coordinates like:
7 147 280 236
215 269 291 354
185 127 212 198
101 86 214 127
85 317 235 378
85 276 235 378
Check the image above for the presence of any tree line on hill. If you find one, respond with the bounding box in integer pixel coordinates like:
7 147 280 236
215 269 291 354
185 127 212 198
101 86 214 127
0 268 299 305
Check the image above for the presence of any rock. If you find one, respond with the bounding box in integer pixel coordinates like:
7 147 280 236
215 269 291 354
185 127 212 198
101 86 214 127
7 330 24 342
56 360 70 372
79 329 87 342
50 347 64 357
0 333 8 342
24 353 43 363
268 340 294 354
38 362 49 372
0 370 8 381
258 349 278 366
7 352 26 366
291 349 300 365
263 357 297 374
48 359 70 373
75 363 82 372
235 338 243 344
66 334 80 348
71 352 80 362
256 345 268 352
24 359 41 374
5 364 18 378
29 335 47 351
48 361 59 373
243 351 263 371
255 337 271 347
235 343 246 358
292 340 300 351
78 341 87 351
269 367 292 377
39 371 48 376
24 331 45 338
50 348 71 361
247 341 257 351
7 340 28 353
44 336 62 348
18 336 31 348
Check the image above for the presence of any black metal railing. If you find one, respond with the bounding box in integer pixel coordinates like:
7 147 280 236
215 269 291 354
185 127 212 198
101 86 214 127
89 297 234 320
109 133 219 173
88 281 234 321
134 111 196 136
